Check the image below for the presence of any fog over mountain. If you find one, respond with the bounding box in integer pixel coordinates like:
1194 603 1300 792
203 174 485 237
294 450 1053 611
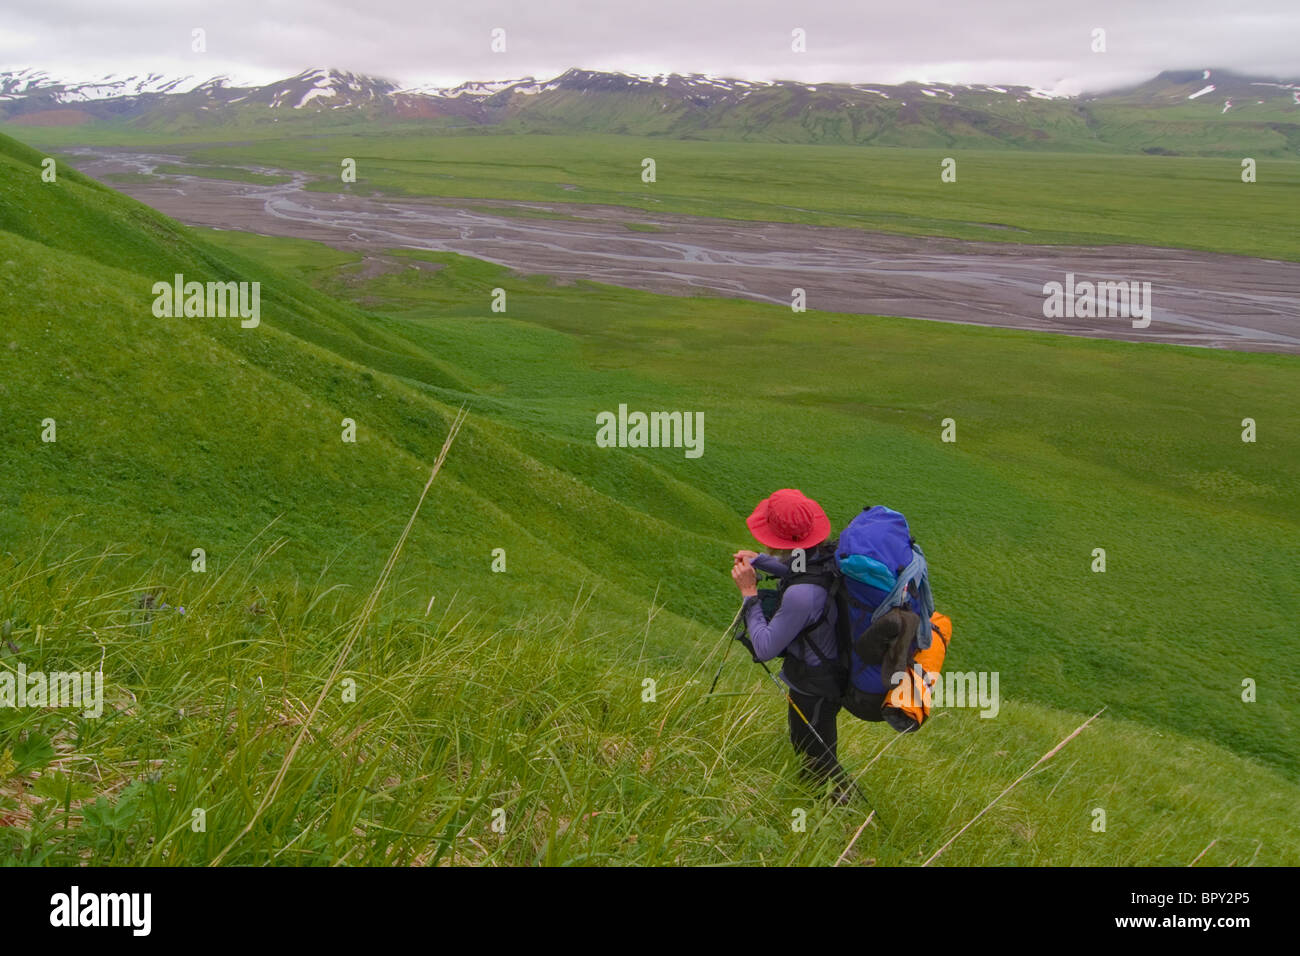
3 0 1298 96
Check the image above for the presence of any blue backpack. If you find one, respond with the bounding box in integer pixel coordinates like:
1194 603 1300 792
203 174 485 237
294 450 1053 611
834 506 936 704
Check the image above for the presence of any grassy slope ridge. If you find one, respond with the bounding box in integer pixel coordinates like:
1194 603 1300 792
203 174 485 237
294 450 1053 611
0 132 737 622
1 129 1298 864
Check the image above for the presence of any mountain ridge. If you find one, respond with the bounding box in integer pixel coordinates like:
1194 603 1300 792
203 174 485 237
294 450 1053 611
4 65 1297 111
3 66 1298 154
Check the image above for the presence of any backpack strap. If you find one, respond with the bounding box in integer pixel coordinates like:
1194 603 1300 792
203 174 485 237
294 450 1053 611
870 541 936 650
780 544 851 671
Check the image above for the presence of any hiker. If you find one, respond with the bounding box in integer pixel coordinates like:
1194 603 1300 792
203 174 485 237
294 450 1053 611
731 488 852 797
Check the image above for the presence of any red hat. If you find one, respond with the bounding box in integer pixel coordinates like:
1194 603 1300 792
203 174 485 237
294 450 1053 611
746 489 831 550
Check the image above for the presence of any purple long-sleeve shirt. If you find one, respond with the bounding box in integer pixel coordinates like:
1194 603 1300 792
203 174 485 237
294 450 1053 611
741 554 838 666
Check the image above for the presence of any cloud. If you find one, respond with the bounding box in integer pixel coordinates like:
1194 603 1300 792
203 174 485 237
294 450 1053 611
3 0 1297 90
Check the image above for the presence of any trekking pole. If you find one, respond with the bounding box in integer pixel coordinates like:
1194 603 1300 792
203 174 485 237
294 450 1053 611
704 605 745 696
707 572 772 696
706 635 734 696
718 584 874 811
745 644 873 811
756 659 866 794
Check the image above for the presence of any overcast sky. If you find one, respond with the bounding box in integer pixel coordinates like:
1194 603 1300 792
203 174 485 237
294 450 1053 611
3 0 1297 94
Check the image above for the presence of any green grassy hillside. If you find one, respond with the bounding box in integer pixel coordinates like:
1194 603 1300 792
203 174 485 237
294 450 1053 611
1 129 1298 865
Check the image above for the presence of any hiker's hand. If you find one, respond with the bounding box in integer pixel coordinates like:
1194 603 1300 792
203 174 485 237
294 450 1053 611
732 561 758 598
733 550 758 566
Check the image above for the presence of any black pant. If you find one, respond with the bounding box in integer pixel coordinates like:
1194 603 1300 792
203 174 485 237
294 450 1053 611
787 688 851 788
